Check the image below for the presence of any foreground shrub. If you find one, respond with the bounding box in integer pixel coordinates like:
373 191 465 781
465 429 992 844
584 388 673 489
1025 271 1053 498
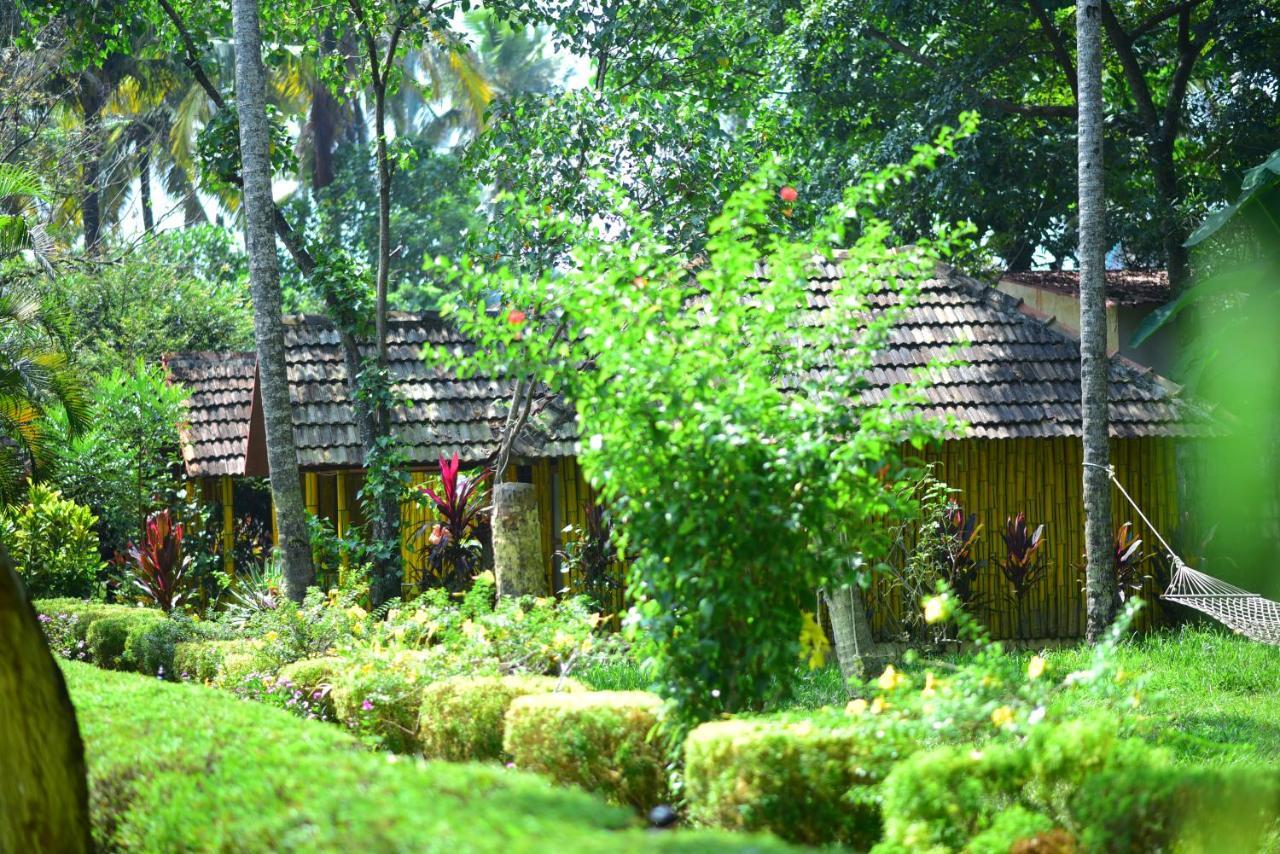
875 716 1280 853
1 484 104 599
418 675 585 762
504 691 669 811
684 710 921 847
61 662 786 851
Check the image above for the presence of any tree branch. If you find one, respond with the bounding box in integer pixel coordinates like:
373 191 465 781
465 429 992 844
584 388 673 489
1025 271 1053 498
1160 7 1206 147
1100 2 1160 132
1130 0 1209 40
1027 0 1077 99
861 24 1074 118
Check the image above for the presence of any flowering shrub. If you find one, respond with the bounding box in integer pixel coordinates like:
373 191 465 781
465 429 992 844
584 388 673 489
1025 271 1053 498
233 671 332 723
38 611 93 661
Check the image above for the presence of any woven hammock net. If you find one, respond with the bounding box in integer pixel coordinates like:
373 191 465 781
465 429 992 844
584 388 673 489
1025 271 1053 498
1163 560 1280 645
1094 462 1280 646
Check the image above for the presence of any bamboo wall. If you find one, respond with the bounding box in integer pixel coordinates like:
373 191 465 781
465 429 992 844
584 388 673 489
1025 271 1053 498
203 436 1178 641
867 436 1179 640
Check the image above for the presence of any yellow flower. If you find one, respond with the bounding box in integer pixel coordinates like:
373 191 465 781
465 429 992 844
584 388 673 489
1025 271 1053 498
991 706 1015 728
264 631 278 643
350 621 365 637
869 696 887 715
921 671 937 697
846 698 869 716
877 664 904 692
923 595 952 624
474 570 496 586
1027 655 1046 680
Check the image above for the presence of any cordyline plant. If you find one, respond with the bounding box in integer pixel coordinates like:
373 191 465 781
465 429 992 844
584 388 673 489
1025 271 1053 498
123 509 192 613
1001 513 1047 638
429 119 975 727
416 453 489 593
937 501 984 606
556 491 623 609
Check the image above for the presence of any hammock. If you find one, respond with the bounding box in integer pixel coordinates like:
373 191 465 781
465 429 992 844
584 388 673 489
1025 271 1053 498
1088 463 1280 645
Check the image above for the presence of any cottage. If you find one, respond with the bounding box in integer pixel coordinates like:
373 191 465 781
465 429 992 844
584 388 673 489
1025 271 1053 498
167 266 1211 640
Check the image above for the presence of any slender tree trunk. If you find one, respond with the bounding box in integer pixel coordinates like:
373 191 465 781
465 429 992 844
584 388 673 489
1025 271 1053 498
79 83 104 252
0 544 91 853
364 68 402 606
139 147 154 233
1078 0 1116 643
232 0 315 601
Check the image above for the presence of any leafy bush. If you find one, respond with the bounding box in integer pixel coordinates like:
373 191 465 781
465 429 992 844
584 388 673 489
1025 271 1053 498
684 710 921 847
1 484 104 599
122 509 194 613
330 647 458 753
61 662 785 852
85 611 169 672
418 675 585 762
875 716 1280 853
504 691 670 811
173 639 243 684
438 132 975 726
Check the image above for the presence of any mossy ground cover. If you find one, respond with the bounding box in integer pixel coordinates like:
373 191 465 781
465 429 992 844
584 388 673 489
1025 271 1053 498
61 661 787 853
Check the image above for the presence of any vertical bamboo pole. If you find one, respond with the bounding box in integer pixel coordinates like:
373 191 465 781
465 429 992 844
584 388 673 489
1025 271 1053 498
221 476 235 576
336 472 350 578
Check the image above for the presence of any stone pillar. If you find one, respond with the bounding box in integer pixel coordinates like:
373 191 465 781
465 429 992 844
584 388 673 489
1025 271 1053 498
492 482 546 598
824 584 881 692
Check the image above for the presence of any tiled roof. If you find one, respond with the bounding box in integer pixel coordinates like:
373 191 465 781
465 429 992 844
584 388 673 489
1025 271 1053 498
280 313 577 469
164 351 256 477
805 265 1208 439
1000 269 1170 306
168 268 1212 476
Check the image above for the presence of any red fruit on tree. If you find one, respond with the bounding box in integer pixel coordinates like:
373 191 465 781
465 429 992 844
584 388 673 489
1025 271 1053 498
779 185 798 203
508 309 527 325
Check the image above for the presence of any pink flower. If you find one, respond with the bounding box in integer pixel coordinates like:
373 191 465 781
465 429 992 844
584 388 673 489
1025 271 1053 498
779 185 798 202
361 698 374 712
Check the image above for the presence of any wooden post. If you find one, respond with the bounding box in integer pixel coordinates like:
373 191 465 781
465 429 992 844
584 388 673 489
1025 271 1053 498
220 476 235 576
492 482 546 598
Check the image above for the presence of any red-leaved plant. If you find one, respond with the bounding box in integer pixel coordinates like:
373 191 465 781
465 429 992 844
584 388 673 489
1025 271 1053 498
124 510 192 613
1000 513 1047 601
936 501 984 606
416 453 490 592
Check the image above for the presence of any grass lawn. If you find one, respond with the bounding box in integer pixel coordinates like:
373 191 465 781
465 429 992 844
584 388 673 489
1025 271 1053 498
579 624 1280 766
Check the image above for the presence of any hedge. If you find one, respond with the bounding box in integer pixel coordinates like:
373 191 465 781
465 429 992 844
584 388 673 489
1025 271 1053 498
418 675 586 762
61 662 787 852
874 717 1280 853
504 691 669 811
684 710 920 848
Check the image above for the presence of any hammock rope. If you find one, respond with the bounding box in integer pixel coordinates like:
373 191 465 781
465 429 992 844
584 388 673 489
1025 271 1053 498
1085 462 1280 645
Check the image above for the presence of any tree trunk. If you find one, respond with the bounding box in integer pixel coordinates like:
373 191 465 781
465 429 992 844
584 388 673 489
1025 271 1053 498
823 584 878 692
232 0 315 602
79 82 104 252
1078 0 1116 643
0 544 91 853
139 147 154 233
363 69 402 605
492 482 546 598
